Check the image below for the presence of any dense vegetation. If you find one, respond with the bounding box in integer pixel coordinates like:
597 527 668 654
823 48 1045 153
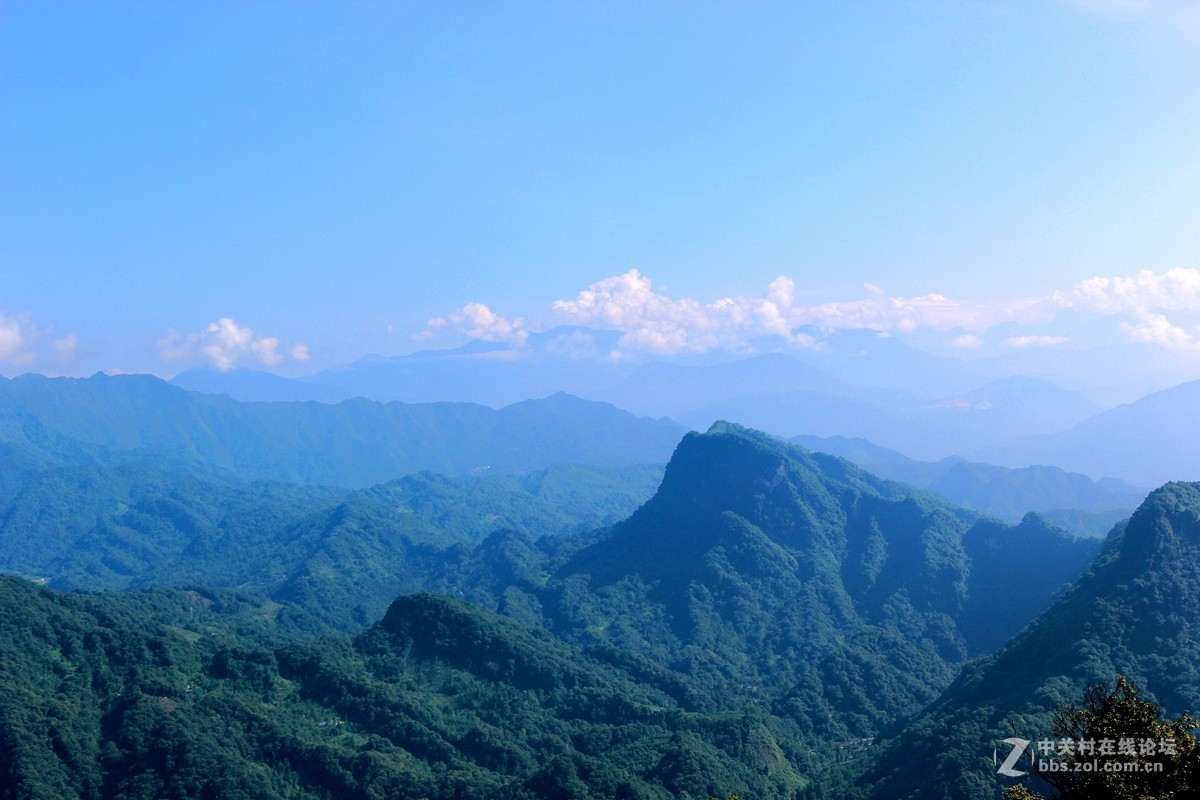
0 577 811 800
838 482 1200 800
489 425 1100 742
2 403 1166 800
0 457 663 630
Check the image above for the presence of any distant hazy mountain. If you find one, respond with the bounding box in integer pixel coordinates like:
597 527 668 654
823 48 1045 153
172 337 894 417
787 327 991 397
170 366 350 402
0 374 685 487
180 327 635 407
595 352 893 418
686 376 1100 460
169 329 1104 460
973 335 1200 407
977 379 1200 487
790 433 1146 528
853 481 1200 800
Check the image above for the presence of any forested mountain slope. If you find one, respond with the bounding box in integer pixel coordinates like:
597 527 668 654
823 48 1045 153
845 481 1200 800
0 458 662 630
0 576 811 800
0 418 1122 800
0 373 684 487
463 424 1101 745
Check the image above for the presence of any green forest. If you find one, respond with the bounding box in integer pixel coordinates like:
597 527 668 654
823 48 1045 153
0 378 1195 799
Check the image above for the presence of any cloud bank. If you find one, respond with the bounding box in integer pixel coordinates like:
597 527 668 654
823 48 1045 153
159 318 311 372
416 266 1200 360
1056 268 1200 353
545 269 1051 357
550 270 809 355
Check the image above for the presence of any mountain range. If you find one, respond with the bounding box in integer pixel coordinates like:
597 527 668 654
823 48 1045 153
2 366 1198 799
790 434 1146 530
0 373 684 489
0 417 1119 799
976 379 1200 487
169 331 1200 485
173 340 1102 461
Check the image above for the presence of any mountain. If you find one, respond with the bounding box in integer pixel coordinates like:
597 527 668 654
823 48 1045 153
977 379 1200 487
787 327 990 397
788 434 961 487
790 434 1146 528
972 336 1200 407
847 481 1200 800
596 353 875 418
0 373 685 487
168 335 1110 464
0 458 662 630
268 462 664 629
0 576 813 799
0 412 1100 659
0 419 1120 799
472 423 1101 746
0 461 343 591
164 331 1108 465
173 327 633 407
170 366 350 403
169 331 859 412
685 376 1100 461
910 375 1099 439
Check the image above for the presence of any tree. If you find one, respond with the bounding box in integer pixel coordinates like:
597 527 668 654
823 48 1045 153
1004 677 1199 800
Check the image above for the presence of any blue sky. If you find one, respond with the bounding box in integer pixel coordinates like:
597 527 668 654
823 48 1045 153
2 1 1199 376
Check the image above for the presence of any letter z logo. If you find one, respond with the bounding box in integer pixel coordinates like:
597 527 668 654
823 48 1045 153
995 737 1031 777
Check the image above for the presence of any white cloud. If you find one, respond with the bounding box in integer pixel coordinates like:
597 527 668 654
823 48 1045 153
250 337 283 366
0 312 79 370
1056 268 1200 352
415 265 1200 360
452 303 528 345
546 270 1048 357
291 343 311 361
1004 335 1070 348
1120 313 1200 352
549 269 821 356
799 292 1048 334
415 302 527 345
411 316 447 341
1057 268 1200 315
159 317 309 372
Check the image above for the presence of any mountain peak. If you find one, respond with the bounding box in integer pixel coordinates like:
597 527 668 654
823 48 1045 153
1120 481 1200 559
